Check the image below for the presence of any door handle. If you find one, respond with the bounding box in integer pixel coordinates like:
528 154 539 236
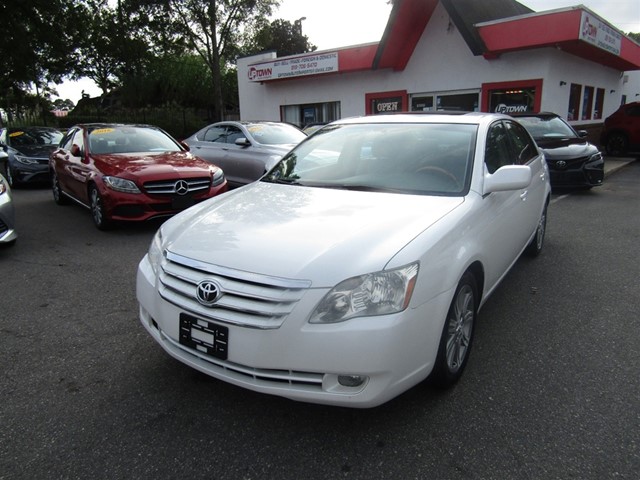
520 191 528 200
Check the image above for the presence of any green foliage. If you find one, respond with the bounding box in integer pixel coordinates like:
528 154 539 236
1 0 320 127
249 19 317 57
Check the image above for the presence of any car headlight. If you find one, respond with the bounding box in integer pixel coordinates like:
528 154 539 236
147 229 164 275
15 155 38 165
309 262 419 324
212 167 225 186
104 176 141 193
589 152 603 162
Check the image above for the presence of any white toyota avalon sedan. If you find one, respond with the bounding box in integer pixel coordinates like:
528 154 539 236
137 113 551 408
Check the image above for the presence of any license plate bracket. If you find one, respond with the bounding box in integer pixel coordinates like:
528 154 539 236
179 313 228 360
172 195 195 210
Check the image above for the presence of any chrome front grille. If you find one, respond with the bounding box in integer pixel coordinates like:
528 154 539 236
159 251 311 329
144 177 211 195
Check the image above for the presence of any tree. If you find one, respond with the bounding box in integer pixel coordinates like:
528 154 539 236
0 0 83 122
249 19 317 57
165 0 281 122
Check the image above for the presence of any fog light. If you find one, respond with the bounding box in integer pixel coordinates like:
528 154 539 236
338 375 367 387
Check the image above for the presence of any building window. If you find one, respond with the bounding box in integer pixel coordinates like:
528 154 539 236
436 92 479 112
594 88 605 120
582 86 594 120
281 102 340 128
488 88 535 113
568 84 582 121
481 80 542 113
411 95 434 111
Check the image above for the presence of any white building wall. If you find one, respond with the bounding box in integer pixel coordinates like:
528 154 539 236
237 1 627 124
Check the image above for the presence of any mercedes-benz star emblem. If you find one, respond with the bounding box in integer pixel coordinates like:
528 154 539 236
196 280 221 306
175 180 189 195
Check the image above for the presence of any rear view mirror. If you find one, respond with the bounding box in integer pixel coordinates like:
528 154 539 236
70 144 82 157
483 165 532 194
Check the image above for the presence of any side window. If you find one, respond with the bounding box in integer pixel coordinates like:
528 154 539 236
60 129 77 151
203 127 226 143
505 121 538 164
485 122 512 174
225 126 244 144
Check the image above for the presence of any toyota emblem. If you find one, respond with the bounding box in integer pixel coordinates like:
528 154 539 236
175 180 189 195
196 280 221 306
556 160 567 169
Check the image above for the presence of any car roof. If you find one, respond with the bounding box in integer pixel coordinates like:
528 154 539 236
73 123 159 129
7 126 62 132
510 112 560 119
333 112 510 126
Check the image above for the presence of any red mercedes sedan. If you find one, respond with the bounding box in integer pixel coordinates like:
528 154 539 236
50 124 227 229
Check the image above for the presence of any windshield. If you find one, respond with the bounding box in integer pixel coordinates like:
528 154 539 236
263 122 477 196
8 128 63 147
87 126 182 154
516 116 577 139
247 123 306 145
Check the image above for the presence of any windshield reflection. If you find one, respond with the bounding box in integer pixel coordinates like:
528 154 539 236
263 123 477 196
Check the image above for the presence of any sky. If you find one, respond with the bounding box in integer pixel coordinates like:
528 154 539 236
53 0 640 103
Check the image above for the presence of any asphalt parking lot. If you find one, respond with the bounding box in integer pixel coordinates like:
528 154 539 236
1 158 639 479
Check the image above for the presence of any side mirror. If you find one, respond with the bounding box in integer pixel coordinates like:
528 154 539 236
180 141 190 152
235 137 250 147
577 130 588 138
483 165 532 194
70 144 82 157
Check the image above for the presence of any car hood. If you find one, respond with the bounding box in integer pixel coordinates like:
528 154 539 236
535 138 599 159
162 182 464 286
93 151 214 178
12 144 57 158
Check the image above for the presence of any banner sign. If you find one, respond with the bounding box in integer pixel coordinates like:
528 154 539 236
579 11 621 56
248 52 339 82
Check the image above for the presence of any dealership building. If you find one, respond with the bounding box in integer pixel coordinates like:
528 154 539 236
237 0 640 128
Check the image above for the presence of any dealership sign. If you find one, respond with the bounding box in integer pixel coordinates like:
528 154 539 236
579 11 621 56
248 52 339 82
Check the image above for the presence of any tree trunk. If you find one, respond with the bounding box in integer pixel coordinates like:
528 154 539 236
208 0 224 122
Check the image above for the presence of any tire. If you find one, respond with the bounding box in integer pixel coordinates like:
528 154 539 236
431 271 478 387
525 204 547 257
89 184 111 230
605 132 628 156
52 171 69 205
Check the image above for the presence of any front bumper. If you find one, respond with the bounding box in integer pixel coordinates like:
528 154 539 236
136 254 451 408
9 160 50 184
548 156 604 188
103 184 228 222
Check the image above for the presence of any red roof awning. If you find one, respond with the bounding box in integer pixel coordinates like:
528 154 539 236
476 8 640 71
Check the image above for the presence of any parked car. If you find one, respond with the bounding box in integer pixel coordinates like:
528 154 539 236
50 124 228 230
183 121 306 187
0 151 17 246
512 112 604 189
600 102 640 155
137 112 551 408
0 126 64 187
